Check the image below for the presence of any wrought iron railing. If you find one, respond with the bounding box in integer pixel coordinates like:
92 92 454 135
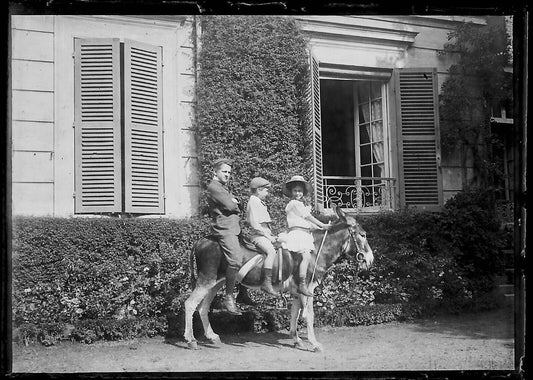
322 176 397 211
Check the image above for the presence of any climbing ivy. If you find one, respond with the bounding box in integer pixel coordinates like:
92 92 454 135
195 15 310 222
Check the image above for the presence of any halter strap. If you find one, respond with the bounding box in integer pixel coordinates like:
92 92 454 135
310 229 329 286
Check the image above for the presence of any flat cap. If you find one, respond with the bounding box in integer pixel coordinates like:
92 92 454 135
212 158 232 168
250 177 271 189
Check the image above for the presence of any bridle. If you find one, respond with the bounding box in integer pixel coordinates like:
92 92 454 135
345 225 368 266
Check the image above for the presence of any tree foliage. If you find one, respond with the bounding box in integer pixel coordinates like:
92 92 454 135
438 18 512 189
195 15 310 218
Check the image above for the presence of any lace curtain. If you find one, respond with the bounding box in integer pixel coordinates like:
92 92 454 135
360 99 384 175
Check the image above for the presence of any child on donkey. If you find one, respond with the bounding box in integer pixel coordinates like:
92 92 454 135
282 176 331 297
245 177 278 296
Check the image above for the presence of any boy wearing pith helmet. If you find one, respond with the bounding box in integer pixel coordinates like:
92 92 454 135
245 177 278 296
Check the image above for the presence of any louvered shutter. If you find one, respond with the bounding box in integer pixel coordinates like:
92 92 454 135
395 68 443 209
307 53 324 211
74 38 122 213
124 40 164 213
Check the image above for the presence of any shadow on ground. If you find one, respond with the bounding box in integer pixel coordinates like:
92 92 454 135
408 306 514 341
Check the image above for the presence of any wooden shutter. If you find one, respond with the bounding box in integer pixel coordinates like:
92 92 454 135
395 68 443 209
124 40 164 213
74 38 122 213
307 52 324 211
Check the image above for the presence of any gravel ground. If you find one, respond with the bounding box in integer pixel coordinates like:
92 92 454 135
11 306 515 373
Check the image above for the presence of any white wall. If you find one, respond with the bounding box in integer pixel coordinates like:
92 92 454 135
11 15 200 218
11 16 55 216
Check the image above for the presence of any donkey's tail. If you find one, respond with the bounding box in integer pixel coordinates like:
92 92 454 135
189 240 198 290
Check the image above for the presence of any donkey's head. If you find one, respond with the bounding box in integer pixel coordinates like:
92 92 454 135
333 205 374 270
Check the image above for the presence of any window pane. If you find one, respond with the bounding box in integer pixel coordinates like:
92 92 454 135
359 125 370 144
372 141 384 163
360 144 371 165
371 99 382 120
357 82 370 103
371 81 381 99
371 121 383 141
358 106 367 124
361 164 372 178
373 163 382 178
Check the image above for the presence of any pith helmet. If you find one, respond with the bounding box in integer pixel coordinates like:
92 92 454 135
283 175 313 197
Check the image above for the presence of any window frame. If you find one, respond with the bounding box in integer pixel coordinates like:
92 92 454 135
352 80 392 212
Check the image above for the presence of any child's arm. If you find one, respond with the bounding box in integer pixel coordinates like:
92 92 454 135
305 214 331 230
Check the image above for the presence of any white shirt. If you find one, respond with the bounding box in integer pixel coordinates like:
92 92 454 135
285 199 312 229
246 195 272 237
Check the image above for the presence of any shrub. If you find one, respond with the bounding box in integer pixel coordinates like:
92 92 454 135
12 216 211 344
440 189 506 294
12 189 507 345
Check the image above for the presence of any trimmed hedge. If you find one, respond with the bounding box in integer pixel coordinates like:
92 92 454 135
12 189 508 345
12 216 211 345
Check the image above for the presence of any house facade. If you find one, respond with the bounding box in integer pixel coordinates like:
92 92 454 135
10 15 508 218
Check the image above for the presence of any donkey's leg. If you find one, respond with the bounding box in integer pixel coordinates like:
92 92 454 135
302 282 323 352
198 279 224 345
289 295 305 349
184 282 210 349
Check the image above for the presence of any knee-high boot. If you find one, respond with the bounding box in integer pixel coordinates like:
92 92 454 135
261 268 277 296
223 267 242 315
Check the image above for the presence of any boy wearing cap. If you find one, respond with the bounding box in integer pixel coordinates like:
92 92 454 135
206 158 244 315
246 177 278 296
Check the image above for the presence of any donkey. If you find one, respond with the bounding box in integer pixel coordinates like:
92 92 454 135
183 205 373 351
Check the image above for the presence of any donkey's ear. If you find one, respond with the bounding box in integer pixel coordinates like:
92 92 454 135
334 204 347 222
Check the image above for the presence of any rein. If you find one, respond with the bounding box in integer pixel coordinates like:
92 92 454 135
309 228 329 286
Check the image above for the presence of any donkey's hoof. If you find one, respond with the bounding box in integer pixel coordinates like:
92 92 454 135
312 345 323 353
187 341 199 350
209 336 221 345
294 341 305 350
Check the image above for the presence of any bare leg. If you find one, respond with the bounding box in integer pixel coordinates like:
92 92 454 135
298 251 313 296
289 295 304 349
198 279 224 344
184 282 211 349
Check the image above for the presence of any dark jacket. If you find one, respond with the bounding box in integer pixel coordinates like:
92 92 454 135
206 179 241 235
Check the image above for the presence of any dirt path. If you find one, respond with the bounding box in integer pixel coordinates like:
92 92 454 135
11 307 515 373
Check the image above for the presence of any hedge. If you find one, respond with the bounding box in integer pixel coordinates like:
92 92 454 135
12 216 210 345
12 189 508 345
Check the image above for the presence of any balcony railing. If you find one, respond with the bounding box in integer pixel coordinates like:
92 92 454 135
322 176 397 212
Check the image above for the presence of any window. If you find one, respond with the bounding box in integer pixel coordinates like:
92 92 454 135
320 79 392 211
74 38 164 214
307 53 442 212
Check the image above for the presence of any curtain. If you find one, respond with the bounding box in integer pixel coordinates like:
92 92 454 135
361 99 385 176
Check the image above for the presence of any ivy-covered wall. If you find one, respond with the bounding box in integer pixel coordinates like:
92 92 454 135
196 15 310 222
